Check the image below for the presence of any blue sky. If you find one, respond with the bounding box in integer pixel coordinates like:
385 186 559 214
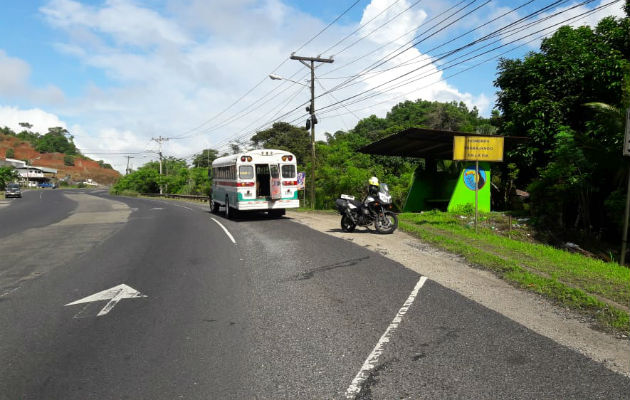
0 0 625 172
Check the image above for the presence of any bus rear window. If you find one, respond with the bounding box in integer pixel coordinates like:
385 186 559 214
239 165 254 179
282 165 296 178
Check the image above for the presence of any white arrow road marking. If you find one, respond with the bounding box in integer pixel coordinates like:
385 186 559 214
65 284 147 316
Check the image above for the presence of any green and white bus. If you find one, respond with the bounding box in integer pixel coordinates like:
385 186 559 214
209 149 300 218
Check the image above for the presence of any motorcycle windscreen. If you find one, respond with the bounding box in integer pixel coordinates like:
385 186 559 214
270 164 282 200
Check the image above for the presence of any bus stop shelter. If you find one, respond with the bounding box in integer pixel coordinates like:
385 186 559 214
358 127 523 212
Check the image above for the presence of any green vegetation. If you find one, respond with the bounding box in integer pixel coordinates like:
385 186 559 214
398 211 629 334
97 160 113 169
494 15 630 241
0 166 19 190
111 157 211 196
63 155 75 166
0 125 79 155
5 148 14 158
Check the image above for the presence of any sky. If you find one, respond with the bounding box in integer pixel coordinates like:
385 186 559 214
0 0 625 172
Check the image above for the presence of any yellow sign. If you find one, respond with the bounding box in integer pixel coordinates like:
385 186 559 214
453 136 504 161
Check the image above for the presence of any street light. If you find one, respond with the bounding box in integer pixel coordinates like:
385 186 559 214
268 74 309 87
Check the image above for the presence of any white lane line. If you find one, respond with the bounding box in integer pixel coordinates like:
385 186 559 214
172 204 193 211
211 218 236 244
345 276 428 399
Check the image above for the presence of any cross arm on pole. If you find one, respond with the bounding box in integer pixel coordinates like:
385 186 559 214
290 53 334 64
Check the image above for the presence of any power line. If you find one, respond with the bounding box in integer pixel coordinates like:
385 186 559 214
168 0 366 141
313 0 620 119
212 0 617 151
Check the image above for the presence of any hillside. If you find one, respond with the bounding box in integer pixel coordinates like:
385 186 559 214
0 134 121 185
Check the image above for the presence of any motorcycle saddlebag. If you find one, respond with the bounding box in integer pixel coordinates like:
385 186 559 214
335 198 348 214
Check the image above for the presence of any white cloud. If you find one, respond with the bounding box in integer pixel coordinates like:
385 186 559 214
41 0 190 47
27 0 515 168
0 50 65 104
0 50 31 95
0 106 67 134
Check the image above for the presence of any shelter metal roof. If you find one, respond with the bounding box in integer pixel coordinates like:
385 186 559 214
358 127 524 159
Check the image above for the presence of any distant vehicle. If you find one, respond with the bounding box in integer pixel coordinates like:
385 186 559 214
38 182 53 188
209 149 300 218
5 183 22 198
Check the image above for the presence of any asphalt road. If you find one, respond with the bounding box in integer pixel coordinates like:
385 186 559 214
0 190 628 399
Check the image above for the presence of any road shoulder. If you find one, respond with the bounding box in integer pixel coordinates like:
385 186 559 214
287 210 630 377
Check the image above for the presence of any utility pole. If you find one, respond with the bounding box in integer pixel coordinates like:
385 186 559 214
620 107 630 265
125 156 134 175
290 53 334 209
152 136 169 194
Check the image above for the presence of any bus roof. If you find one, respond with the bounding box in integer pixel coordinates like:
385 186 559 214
212 149 296 167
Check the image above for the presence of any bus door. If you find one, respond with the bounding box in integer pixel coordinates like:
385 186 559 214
255 164 270 198
270 164 281 200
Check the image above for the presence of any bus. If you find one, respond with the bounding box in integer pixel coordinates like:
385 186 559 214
209 149 300 218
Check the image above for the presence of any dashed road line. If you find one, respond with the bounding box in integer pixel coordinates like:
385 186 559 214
211 217 236 245
172 204 193 211
345 276 428 399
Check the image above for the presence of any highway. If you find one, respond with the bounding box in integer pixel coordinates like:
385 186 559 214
0 190 628 399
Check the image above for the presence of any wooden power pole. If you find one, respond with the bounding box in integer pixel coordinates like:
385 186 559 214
290 53 333 209
152 136 169 194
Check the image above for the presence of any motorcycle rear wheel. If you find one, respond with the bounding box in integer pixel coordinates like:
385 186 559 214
375 211 398 234
341 215 356 232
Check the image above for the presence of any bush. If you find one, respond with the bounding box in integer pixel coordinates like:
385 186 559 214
109 188 139 197
5 148 14 158
64 155 75 166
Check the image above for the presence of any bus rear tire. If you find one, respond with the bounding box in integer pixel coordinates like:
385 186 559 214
225 196 230 218
210 199 220 214
225 196 238 219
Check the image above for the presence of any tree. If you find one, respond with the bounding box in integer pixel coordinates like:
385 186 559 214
64 155 75 166
494 16 630 234
250 122 310 168
5 148 14 158
36 127 78 155
18 122 33 130
192 149 219 168
97 160 113 169
0 166 18 190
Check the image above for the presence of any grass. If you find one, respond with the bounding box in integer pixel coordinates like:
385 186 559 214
398 211 630 335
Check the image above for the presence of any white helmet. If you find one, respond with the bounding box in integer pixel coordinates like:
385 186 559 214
368 176 379 186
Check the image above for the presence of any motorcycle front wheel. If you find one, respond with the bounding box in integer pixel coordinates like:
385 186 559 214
341 215 356 232
375 211 398 234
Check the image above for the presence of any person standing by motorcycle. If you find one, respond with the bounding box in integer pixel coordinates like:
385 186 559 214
367 176 380 198
362 176 380 213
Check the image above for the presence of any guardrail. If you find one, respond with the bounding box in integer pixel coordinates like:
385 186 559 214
141 193 208 202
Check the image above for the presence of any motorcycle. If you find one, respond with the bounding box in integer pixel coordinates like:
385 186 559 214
335 183 398 234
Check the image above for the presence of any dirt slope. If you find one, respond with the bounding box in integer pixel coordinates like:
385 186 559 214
0 134 120 185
